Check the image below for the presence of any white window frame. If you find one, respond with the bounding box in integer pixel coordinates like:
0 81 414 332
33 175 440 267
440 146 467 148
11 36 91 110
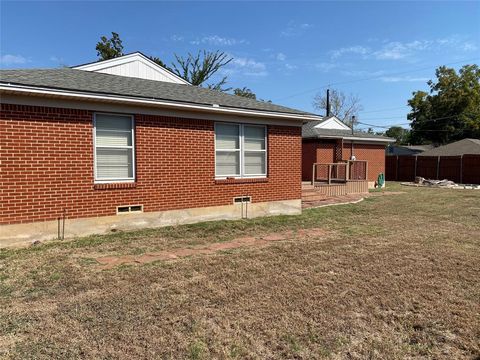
93 112 135 183
214 122 267 179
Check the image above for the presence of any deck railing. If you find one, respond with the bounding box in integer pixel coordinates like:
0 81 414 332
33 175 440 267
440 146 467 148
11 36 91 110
312 160 368 187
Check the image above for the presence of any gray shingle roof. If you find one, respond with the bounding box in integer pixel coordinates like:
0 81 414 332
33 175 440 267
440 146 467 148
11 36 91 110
0 68 317 117
302 120 394 141
419 138 480 156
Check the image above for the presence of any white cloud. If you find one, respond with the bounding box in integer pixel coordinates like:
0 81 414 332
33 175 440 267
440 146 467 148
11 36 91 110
281 21 314 37
224 57 268 77
329 36 479 62
276 52 286 61
170 34 184 42
330 46 370 59
190 35 248 46
461 42 478 51
373 40 430 60
0 54 27 65
380 76 430 82
285 63 297 70
315 62 338 72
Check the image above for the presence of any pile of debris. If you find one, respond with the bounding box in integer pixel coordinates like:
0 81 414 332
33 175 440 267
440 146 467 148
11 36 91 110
402 177 480 189
415 177 457 187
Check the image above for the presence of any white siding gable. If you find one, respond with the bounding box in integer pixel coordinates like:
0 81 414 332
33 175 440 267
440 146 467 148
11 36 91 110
314 116 351 130
73 52 190 85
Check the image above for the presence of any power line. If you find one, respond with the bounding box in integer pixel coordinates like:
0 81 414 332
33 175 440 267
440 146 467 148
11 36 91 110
274 57 479 102
357 115 459 129
358 106 408 114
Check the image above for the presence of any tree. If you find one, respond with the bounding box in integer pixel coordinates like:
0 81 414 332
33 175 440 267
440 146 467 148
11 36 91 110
148 56 172 72
313 89 363 126
233 87 256 99
407 64 480 144
171 50 233 91
96 32 124 60
385 126 410 144
94 34 233 91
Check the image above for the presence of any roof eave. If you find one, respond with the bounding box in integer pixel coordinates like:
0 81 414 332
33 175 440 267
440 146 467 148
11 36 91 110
0 83 323 122
303 133 395 143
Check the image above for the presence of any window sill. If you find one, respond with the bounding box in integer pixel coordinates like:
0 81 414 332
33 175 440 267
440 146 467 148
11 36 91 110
215 177 268 185
93 182 137 190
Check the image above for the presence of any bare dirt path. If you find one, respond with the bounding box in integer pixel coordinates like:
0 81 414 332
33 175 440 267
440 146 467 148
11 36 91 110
96 227 328 269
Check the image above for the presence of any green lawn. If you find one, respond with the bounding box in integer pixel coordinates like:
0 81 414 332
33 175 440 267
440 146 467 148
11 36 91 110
1 182 479 359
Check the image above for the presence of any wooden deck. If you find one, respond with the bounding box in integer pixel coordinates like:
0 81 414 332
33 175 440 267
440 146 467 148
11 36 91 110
303 180 369 199
304 160 369 199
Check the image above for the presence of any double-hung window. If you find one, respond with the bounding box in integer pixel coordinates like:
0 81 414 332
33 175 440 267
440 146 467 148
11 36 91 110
215 123 267 178
94 113 135 183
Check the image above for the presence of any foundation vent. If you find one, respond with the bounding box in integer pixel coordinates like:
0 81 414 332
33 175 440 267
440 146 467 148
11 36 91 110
117 205 143 214
233 196 251 204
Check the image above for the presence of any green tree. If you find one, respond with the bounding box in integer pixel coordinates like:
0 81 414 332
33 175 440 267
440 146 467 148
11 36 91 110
233 87 257 99
96 32 124 60
94 33 233 91
407 64 480 144
171 50 233 90
385 126 410 144
148 56 172 72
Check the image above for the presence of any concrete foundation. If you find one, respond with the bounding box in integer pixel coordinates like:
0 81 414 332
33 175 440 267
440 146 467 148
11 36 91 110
0 199 302 248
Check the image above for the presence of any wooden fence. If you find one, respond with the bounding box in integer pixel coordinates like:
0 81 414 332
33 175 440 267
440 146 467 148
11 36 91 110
386 154 480 184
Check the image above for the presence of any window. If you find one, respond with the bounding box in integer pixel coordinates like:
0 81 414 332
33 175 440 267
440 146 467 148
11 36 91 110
94 113 135 183
215 123 267 178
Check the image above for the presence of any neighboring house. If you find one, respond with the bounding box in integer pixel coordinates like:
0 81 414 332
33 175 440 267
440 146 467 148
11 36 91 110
386 144 434 156
418 138 480 157
302 116 395 188
0 52 323 245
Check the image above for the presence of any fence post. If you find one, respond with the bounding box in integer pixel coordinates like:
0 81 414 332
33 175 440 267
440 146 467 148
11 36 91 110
436 156 440 179
414 156 417 179
460 155 463 184
396 155 399 181
312 164 316 187
328 164 332 185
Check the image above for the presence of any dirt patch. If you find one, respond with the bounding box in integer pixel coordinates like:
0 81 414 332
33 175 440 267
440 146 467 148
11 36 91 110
367 191 406 196
302 191 406 209
96 228 328 269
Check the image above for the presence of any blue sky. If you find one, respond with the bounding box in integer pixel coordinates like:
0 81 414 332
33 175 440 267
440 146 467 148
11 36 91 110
1 1 479 130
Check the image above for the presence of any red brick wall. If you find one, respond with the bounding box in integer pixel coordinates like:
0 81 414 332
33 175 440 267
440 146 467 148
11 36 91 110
301 140 336 181
301 139 386 182
1 103 302 225
343 142 386 181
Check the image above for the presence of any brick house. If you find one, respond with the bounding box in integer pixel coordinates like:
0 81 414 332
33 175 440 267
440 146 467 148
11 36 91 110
302 116 394 188
0 52 323 246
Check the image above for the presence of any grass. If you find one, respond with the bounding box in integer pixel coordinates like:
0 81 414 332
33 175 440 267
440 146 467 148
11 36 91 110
0 182 479 359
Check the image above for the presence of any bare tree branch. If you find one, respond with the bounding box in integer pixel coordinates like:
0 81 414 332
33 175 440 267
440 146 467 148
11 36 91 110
171 50 233 91
313 89 363 126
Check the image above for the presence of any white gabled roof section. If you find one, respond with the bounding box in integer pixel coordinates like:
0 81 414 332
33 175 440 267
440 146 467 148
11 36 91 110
314 115 351 130
73 52 190 85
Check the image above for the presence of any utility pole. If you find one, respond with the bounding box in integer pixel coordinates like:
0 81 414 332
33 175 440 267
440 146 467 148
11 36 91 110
326 89 330 117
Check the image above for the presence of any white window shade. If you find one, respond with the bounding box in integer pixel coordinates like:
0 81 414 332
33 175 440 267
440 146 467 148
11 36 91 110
215 123 267 178
244 125 266 150
215 152 240 176
94 113 135 182
96 148 133 178
244 151 266 175
215 123 240 149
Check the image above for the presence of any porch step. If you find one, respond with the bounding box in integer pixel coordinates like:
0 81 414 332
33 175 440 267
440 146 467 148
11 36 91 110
302 190 329 201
